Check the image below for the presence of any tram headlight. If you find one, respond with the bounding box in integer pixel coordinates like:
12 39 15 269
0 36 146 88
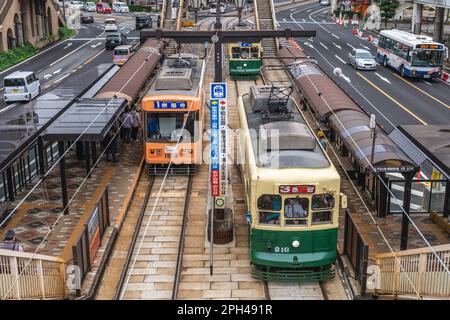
292 240 300 248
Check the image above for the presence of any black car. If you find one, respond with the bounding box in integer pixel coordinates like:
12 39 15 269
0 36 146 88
80 12 94 24
105 33 128 50
135 15 151 30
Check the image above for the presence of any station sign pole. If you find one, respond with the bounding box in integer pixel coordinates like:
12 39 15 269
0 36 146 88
209 83 227 275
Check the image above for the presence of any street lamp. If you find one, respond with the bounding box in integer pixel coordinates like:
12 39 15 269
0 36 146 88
189 0 202 22
235 0 247 23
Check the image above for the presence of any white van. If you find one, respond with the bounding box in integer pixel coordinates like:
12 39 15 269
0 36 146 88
113 2 129 13
104 18 118 32
3 71 41 103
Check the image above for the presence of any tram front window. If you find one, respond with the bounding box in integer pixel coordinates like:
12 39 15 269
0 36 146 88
231 46 260 59
257 195 281 225
284 198 308 226
146 112 196 142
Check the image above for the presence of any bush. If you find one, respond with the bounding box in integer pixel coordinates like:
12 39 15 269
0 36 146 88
129 4 160 12
0 42 38 71
58 25 76 40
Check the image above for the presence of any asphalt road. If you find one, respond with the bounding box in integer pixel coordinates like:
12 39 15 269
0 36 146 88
0 13 140 112
276 2 450 132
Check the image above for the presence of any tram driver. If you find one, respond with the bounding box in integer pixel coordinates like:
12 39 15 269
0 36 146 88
285 199 308 219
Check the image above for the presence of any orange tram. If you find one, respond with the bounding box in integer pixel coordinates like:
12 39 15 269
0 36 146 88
142 53 206 175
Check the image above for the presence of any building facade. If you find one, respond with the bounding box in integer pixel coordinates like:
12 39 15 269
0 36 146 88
0 0 61 52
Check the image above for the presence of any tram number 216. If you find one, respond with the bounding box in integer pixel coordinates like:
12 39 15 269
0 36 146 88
274 247 290 253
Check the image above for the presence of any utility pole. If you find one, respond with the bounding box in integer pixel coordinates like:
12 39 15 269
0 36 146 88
214 0 223 82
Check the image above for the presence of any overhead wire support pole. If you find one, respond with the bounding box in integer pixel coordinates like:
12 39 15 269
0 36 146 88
214 0 223 82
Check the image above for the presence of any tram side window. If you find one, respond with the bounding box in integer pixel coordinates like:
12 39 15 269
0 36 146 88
259 211 280 225
231 47 241 59
257 194 281 211
311 194 334 224
284 198 308 226
250 46 259 58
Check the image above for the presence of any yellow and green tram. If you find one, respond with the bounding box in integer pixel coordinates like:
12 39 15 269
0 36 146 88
237 85 346 281
228 42 263 80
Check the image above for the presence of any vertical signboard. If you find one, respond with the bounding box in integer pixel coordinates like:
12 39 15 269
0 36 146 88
210 83 227 197
210 99 220 196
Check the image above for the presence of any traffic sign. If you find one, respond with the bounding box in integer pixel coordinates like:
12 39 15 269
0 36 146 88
210 83 227 99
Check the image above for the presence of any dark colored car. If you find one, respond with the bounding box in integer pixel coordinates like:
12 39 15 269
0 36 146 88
80 12 94 24
135 15 151 30
105 33 128 50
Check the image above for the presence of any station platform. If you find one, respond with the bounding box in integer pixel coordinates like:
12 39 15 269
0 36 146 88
0 135 143 258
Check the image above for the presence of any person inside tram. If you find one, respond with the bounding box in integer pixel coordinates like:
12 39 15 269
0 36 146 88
285 199 308 218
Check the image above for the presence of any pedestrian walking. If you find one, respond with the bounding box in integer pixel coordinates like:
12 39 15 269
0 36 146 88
121 108 133 146
103 126 119 162
131 109 141 142
0 230 24 252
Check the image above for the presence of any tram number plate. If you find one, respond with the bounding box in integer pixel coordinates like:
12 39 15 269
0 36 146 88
165 146 178 155
274 247 290 253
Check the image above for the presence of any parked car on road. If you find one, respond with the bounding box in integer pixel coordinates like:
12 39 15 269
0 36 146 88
105 33 128 50
96 2 112 14
113 2 130 13
81 12 94 23
347 48 377 70
3 71 41 103
104 18 118 32
69 1 84 10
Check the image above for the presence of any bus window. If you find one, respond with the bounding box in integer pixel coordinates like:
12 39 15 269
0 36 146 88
146 112 196 141
284 198 308 226
257 194 281 211
412 50 443 67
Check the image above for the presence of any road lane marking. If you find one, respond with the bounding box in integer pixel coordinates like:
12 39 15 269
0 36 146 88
319 42 328 49
82 48 107 67
334 55 346 64
392 73 450 110
331 33 340 39
63 43 73 49
421 80 432 86
43 74 52 80
54 74 71 84
91 42 102 48
0 104 16 114
120 27 126 30
360 43 371 50
53 68 62 74
283 18 286 22
302 18 306 22
333 42 342 50
307 9 312 12
357 72 428 125
374 72 391 84
346 43 355 49
49 39 96 67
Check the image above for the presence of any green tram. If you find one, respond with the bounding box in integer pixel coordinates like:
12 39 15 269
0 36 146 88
228 41 263 80
237 85 347 281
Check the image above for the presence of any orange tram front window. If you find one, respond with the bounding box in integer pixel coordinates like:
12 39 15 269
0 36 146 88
145 111 198 142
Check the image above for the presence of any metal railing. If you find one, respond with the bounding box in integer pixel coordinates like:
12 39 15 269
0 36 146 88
374 244 450 299
0 249 66 300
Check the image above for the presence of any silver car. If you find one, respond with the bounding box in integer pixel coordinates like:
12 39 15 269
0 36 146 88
347 49 377 70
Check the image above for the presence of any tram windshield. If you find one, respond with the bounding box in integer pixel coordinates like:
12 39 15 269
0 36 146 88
146 111 197 142
284 198 308 226
231 46 260 59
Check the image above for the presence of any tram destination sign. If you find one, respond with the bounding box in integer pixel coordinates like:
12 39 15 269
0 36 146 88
153 101 188 109
279 185 316 194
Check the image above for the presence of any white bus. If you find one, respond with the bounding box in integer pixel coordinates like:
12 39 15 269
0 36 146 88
377 29 448 79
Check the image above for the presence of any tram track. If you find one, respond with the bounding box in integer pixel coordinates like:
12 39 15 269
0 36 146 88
113 175 193 300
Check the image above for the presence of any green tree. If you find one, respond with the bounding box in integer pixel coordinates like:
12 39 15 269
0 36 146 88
375 0 399 28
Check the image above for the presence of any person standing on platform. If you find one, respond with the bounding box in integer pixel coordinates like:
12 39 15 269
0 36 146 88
0 230 24 252
121 108 132 146
131 109 141 142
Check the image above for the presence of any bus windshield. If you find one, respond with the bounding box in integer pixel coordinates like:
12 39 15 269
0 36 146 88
412 49 443 67
114 48 129 56
146 112 197 142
